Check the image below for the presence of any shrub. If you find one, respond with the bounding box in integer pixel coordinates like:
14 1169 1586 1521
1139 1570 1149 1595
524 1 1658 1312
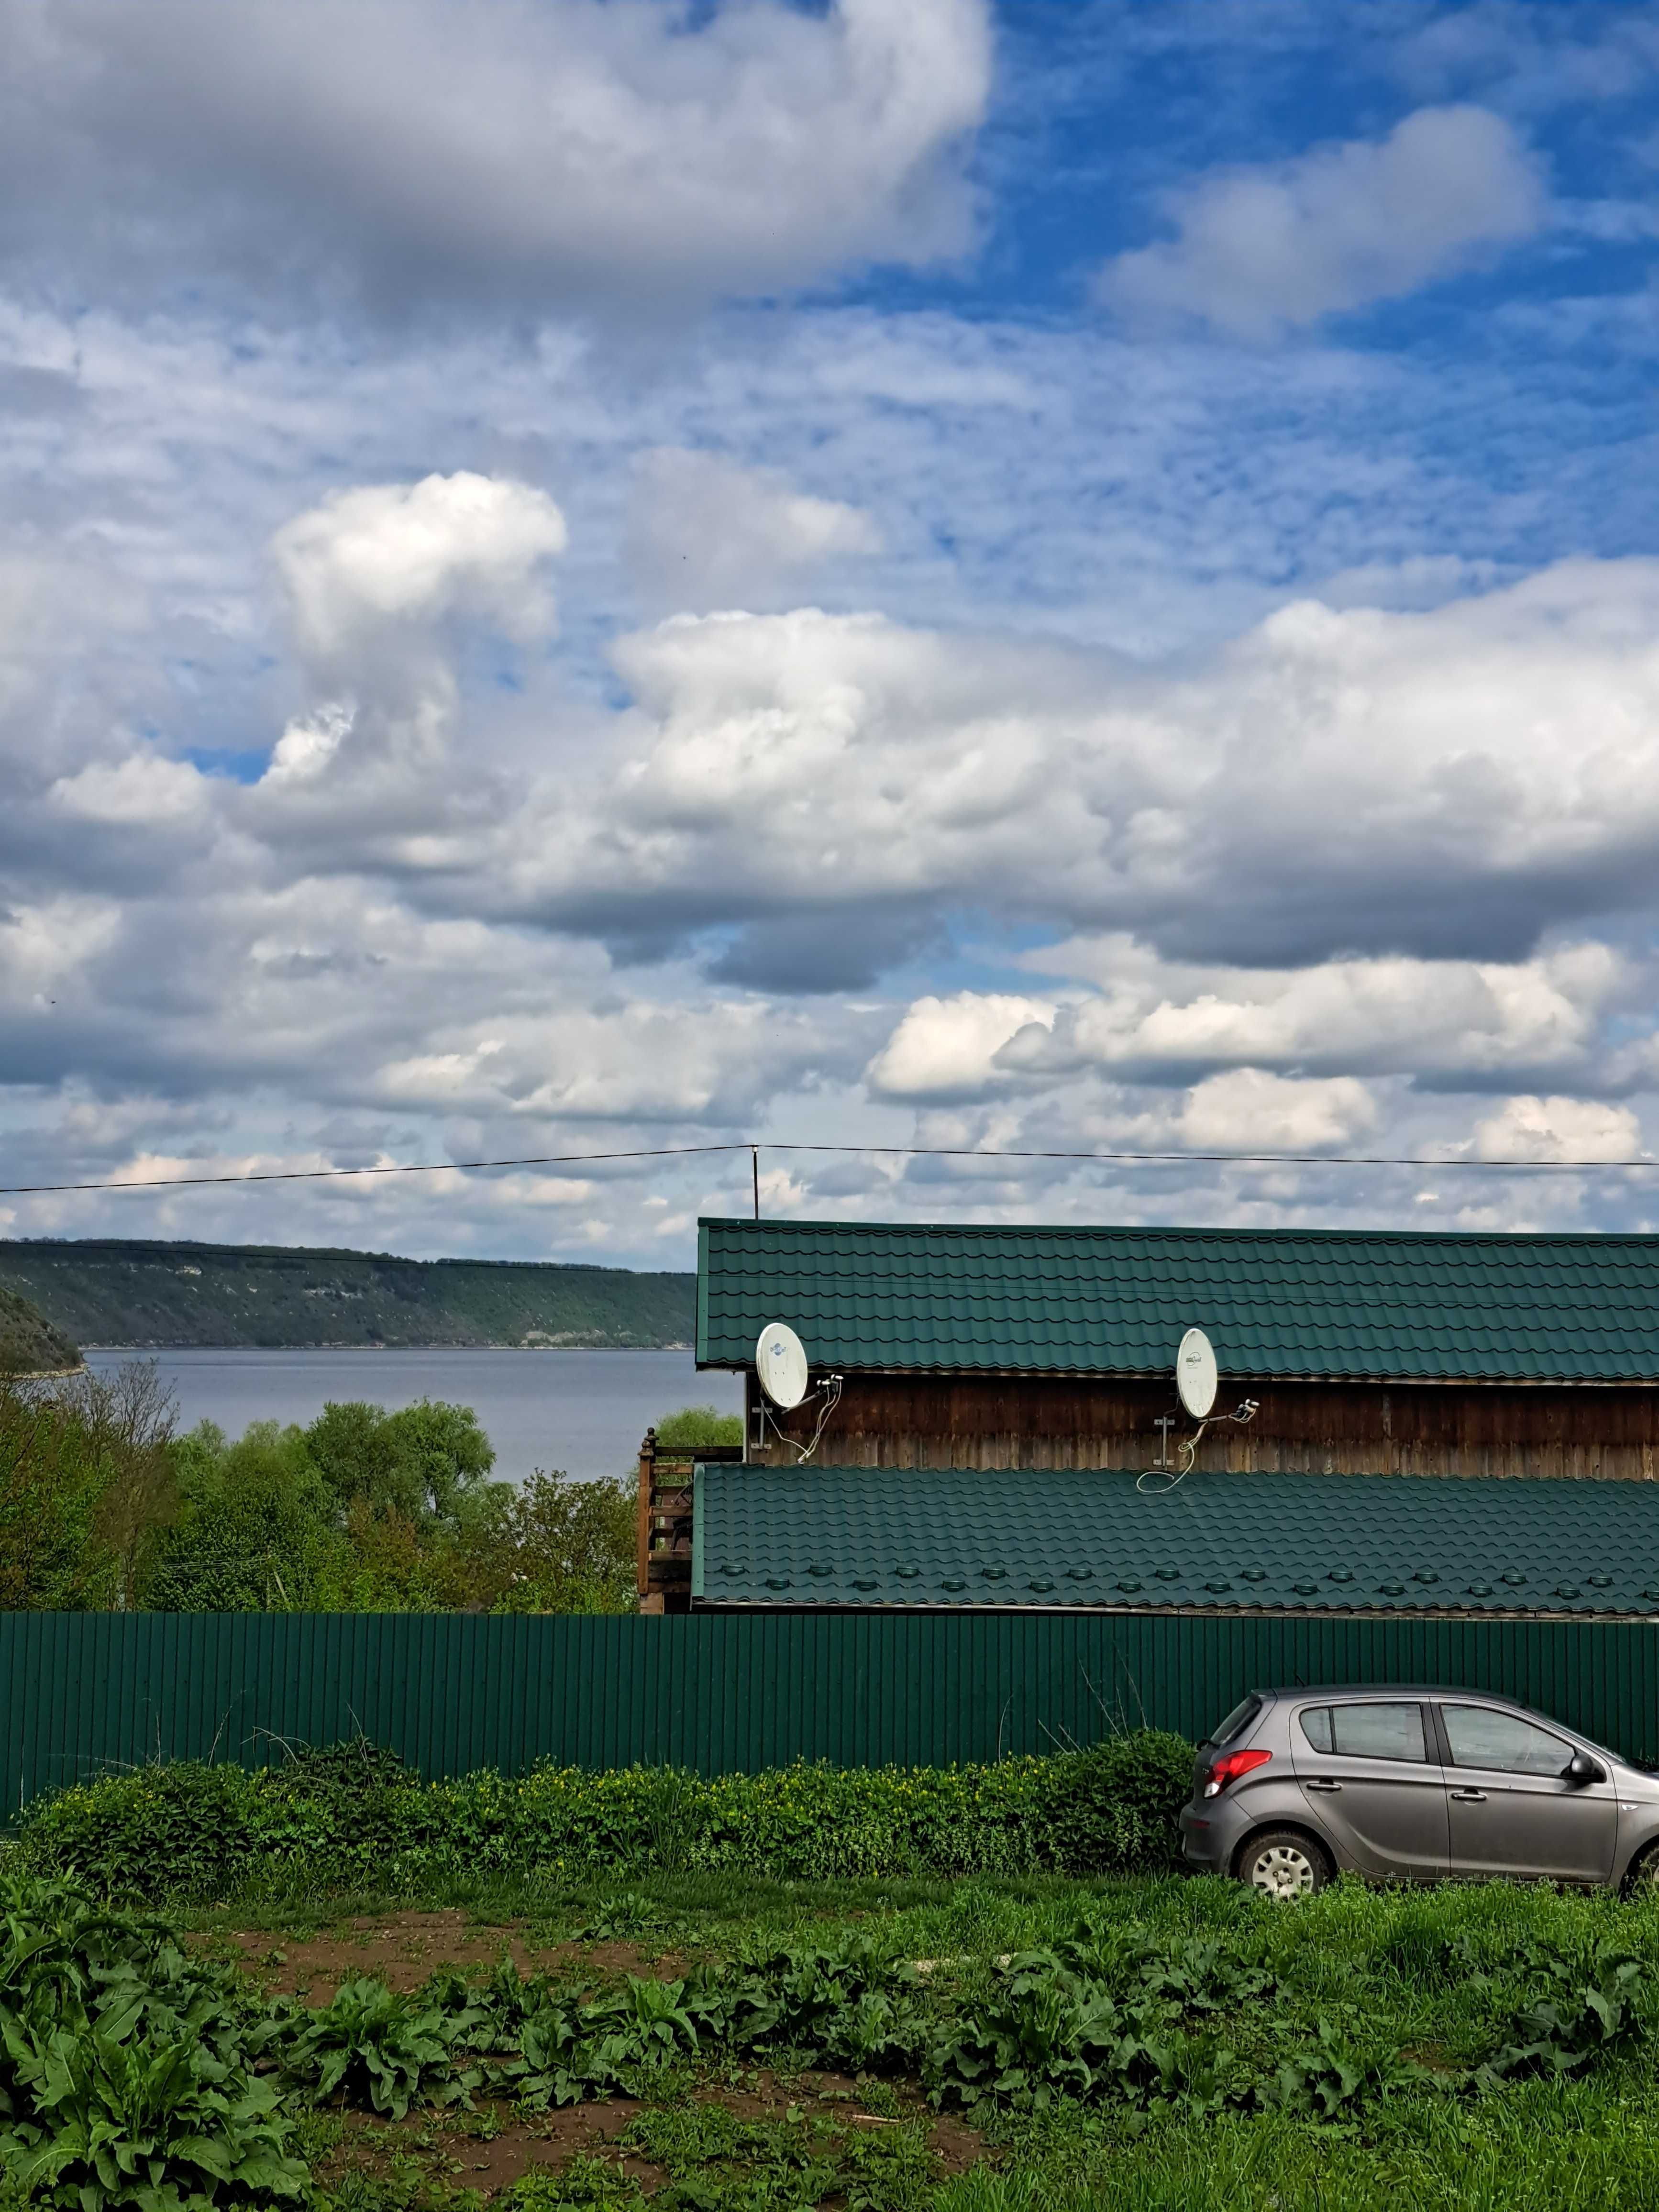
13 1731 1195 1898
1042 1733 1194 1873
652 1405 743 1449
0 1869 307 2208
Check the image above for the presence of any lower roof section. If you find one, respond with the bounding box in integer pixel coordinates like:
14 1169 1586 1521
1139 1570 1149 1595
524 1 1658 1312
692 1462 1659 1618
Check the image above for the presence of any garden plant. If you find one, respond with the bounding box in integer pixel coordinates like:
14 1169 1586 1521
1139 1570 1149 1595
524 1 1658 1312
10 1740 1659 2208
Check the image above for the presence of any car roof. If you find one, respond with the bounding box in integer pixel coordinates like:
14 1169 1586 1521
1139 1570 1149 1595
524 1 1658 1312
1258 1684 1533 1706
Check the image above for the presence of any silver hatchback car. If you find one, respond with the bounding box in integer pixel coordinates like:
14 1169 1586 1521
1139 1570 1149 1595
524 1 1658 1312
1178 1685 1659 1898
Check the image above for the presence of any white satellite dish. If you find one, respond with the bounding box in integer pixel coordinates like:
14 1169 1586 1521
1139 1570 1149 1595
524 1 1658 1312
755 1321 809 1411
1175 1327 1218 1420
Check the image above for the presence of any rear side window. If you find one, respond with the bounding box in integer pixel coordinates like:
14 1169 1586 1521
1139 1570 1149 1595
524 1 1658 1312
1299 1702 1427 1762
1441 1705 1571 1777
1210 1694 1264 1747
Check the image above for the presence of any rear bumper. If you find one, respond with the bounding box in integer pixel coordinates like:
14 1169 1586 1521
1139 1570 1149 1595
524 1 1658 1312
1179 1801 1225 1871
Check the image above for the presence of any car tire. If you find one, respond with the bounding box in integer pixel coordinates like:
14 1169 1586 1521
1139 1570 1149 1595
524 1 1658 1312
1236 1828 1331 1899
1622 1844 1659 1899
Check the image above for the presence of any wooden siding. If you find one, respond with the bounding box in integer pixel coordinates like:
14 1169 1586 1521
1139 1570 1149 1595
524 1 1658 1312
741 1372 1659 1481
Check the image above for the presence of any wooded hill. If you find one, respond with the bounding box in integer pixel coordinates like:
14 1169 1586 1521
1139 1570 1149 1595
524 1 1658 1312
0 1283 81 1373
0 1239 695 1350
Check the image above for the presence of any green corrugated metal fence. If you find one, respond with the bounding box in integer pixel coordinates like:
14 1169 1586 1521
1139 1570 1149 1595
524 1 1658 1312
5 1610 1659 1819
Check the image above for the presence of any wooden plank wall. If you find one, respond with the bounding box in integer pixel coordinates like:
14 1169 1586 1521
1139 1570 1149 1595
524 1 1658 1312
743 1372 1659 1479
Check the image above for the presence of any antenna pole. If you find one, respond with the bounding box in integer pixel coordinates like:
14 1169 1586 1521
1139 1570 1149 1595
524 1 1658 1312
752 1146 760 1220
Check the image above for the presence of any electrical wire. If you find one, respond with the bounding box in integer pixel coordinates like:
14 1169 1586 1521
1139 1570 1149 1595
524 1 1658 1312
751 1374 845 1465
2 1138 1658 1198
789 1373 844 1465
0 1143 741 1195
1136 1398 1260 1496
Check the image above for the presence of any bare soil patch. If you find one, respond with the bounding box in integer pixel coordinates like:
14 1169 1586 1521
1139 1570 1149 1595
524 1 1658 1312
204 1910 675 1999
316 2069 988 2200
315 2100 660 2197
198 1910 991 2199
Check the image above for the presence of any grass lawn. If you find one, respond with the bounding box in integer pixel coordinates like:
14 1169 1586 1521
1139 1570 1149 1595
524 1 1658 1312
140 1867 1659 2212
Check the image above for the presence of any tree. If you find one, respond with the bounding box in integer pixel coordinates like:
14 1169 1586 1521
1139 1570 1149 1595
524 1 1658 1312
77 1363 179 1608
143 1419 343 1611
0 1363 178 1609
460 1473 636 1614
304 1398 496 1525
653 1403 743 1448
0 1386 116 1608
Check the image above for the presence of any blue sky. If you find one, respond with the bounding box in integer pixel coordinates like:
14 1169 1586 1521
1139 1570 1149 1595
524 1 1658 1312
3 0 1659 1261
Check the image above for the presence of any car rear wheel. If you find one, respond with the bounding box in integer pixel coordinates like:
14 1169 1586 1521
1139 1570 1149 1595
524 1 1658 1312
1237 1828 1331 1899
1623 1845 1659 1899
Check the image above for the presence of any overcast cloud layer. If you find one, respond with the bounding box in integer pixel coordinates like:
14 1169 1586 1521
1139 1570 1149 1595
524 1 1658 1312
7 0 1659 1262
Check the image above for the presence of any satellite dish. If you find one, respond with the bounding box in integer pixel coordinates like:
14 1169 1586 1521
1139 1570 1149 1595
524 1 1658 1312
755 1322 809 1411
1175 1327 1218 1420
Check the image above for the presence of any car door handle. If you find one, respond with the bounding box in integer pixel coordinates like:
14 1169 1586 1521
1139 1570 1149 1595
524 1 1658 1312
1449 1789 1487 1803
1305 1779 1342 1792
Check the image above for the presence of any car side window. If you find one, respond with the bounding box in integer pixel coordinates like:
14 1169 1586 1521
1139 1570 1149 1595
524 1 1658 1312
1300 1702 1426 1761
1441 1705 1573 1777
1300 1707 1334 1752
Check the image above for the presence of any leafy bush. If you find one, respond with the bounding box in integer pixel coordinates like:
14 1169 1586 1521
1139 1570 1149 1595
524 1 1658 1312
501 1973 724 2106
0 1871 306 2209
16 1733 1196 1897
1476 1943 1647 2086
652 1405 743 1449
27 1762 266 1897
926 1919 1268 2115
1040 1735 1195 1873
481 1473 636 1614
279 1976 481 2119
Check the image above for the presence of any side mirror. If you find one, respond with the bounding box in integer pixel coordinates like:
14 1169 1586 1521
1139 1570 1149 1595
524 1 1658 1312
1564 1751 1605 1786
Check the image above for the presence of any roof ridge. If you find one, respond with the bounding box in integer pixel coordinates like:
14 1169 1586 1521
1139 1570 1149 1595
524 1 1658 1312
699 1216 1659 1249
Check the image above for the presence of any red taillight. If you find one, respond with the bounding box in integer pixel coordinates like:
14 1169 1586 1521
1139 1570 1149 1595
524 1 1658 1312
1202 1747 1272 1798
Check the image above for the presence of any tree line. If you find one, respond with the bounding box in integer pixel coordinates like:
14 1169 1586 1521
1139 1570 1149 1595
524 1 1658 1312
0 1365 740 1613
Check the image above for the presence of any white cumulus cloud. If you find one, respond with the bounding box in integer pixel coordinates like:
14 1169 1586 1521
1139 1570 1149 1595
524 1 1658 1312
1472 1095 1643 1164
270 473 567 669
466 562 1659 984
1178 1069 1380 1153
866 991 1055 1101
1097 105 1546 339
0 0 992 316
628 449 884 615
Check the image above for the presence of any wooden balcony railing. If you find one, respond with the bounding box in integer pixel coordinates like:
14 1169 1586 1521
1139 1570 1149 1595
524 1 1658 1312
636 1430 745 1613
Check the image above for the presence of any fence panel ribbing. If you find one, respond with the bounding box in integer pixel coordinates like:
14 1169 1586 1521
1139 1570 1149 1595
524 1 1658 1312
4 1610 1659 1817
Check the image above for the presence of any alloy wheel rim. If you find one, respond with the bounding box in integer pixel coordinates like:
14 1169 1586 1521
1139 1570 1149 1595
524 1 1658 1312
1250 1844 1315 1898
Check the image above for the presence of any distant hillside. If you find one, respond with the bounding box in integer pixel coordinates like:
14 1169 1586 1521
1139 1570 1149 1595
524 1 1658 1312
0 1239 694 1350
0 1283 81 1374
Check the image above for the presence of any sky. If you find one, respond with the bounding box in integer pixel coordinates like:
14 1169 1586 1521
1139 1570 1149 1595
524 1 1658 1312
6 0 1659 1263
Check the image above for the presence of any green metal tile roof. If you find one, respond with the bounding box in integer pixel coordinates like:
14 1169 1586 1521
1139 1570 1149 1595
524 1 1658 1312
693 1463 1659 1617
697 1218 1659 1382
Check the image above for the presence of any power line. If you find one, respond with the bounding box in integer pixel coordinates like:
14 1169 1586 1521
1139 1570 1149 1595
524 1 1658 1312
1 1137 1657 1197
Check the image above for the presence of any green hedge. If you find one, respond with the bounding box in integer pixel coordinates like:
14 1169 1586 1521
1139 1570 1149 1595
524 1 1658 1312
11 1733 1194 1897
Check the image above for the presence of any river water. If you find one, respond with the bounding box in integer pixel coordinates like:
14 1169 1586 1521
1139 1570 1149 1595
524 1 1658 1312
80 1345 742 1484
